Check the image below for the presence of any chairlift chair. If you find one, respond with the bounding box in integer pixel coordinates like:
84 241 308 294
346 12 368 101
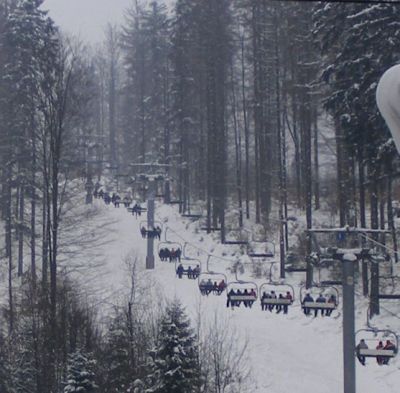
198 256 228 296
259 282 295 311
355 329 398 363
182 205 203 220
226 271 258 309
139 220 163 239
247 240 275 258
223 227 250 246
300 284 339 316
175 258 202 280
157 241 182 263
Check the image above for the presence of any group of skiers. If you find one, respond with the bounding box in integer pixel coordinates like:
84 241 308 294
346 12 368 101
226 288 257 308
199 279 226 296
261 290 293 314
141 225 162 239
95 188 132 208
356 339 396 366
131 203 145 217
159 248 181 262
302 293 337 317
176 264 201 279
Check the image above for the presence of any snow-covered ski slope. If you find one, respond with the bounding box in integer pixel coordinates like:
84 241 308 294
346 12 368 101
86 199 399 393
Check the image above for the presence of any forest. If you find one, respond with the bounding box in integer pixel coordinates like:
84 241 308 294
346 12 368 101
0 0 399 392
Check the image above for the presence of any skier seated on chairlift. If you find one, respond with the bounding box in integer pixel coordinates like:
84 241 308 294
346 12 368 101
104 193 111 205
187 266 193 279
176 263 184 279
113 194 121 208
325 294 336 316
276 294 285 314
261 291 270 311
123 196 130 207
302 293 314 316
159 248 168 261
383 340 396 365
227 288 235 308
200 279 213 295
132 203 141 217
98 189 104 198
216 279 226 294
243 289 250 307
140 226 147 239
93 189 99 198
315 293 327 317
356 339 368 366
284 291 293 314
192 265 201 279
248 288 256 308
268 291 277 312
155 226 162 240
376 341 385 365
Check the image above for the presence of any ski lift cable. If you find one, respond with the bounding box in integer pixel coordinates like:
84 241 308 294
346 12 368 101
354 288 400 323
359 232 399 257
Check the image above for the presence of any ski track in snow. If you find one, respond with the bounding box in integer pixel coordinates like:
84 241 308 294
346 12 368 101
82 200 400 392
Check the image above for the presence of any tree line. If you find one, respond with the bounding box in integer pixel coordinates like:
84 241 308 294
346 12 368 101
1 0 400 391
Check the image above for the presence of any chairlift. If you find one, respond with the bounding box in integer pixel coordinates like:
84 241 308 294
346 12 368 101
355 329 398 364
314 258 343 287
175 258 201 280
284 253 307 272
157 241 182 263
122 194 133 208
259 282 295 312
247 239 275 258
226 269 258 309
128 203 147 217
300 284 339 317
198 255 228 296
168 200 183 205
182 204 203 220
139 220 163 239
223 227 250 246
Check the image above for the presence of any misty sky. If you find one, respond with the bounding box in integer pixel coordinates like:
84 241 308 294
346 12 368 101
42 0 173 44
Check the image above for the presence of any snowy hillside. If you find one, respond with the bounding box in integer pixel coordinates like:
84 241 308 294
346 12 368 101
83 199 400 393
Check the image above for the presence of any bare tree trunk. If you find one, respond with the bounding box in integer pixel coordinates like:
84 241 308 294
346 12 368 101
240 34 250 220
18 182 24 277
313 110 320 210
5 165 13 334
230 61 243 228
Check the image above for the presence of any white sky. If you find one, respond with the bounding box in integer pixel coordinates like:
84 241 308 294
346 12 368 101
42 0 173 44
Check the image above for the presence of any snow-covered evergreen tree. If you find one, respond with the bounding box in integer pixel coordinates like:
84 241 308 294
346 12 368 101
0 333 12 393
103 316 132 393
64 351 97 393
145 300 201 393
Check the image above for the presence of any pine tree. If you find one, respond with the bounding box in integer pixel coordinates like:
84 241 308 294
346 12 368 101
146 301 201 393
64 351 97 393
103 316 131 393
0 333 12 393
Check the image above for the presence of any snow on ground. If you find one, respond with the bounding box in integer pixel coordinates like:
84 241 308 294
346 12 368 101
1 197 397 392
14 197 399 392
